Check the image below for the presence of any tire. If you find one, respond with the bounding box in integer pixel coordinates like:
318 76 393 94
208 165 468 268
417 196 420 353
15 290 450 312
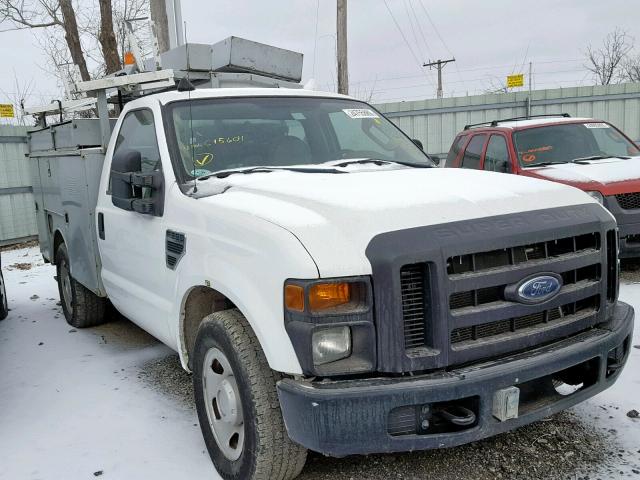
193 309 307 480
55 243 106 328
0 269 8 320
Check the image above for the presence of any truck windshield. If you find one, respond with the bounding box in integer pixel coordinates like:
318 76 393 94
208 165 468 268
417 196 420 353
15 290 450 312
165 96 432 179
513 121 640 167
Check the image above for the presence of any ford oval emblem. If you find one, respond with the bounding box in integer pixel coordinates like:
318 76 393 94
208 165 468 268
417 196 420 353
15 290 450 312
505 274 562 304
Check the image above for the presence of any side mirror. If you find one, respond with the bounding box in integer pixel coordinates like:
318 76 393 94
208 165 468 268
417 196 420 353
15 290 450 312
429 155 441 166
412 138 424 150
111 150 164 216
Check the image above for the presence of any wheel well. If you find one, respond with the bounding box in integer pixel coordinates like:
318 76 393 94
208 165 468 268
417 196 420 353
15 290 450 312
52 230 65 263
181 286 235 368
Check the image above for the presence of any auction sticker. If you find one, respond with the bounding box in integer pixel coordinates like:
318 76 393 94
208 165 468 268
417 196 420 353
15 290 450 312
343 108 380 119
584 122 609 128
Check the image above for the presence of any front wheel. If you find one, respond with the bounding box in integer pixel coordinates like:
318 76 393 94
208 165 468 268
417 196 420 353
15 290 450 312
0 269 8 320
193 309 307 480
55 243 106 328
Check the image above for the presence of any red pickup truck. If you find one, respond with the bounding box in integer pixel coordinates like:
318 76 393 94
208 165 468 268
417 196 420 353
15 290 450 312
445 114 640 257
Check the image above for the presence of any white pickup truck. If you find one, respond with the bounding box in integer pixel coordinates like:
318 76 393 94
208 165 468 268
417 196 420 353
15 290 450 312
27 51 634 480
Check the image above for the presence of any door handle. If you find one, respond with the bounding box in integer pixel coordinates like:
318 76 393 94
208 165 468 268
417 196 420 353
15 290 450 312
98 212 105 240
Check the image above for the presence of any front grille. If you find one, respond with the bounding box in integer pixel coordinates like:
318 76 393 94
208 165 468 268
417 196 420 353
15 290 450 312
447 233 600 275
398 225 607 367
451 295 599 346
615 192 640 210
449 264 601 311
400 264 428 350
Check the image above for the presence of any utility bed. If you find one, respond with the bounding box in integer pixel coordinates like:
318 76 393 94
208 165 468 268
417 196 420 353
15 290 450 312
28 119 107 296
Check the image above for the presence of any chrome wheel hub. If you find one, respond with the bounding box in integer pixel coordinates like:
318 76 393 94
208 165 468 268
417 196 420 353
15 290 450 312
202 347 244 461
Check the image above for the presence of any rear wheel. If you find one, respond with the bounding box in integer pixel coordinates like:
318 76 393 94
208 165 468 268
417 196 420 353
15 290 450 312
193 309 307 480
55 243 106 328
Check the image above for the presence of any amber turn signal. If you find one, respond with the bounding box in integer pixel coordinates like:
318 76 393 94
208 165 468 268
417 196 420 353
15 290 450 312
309 283 351 312
285 284 305 312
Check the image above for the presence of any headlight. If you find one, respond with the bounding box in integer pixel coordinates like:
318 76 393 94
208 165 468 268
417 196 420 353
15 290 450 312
283 277 375 376
586 191 604 204
312 326 352 365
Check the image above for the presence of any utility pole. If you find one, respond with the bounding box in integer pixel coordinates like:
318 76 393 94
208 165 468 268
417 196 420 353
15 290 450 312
423 58 455 99
337 0 349 95
150 0 184 55
527 61 533 117
150 0 170 54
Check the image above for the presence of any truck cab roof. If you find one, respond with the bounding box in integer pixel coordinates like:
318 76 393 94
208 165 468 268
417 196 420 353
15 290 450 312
146 87 352 106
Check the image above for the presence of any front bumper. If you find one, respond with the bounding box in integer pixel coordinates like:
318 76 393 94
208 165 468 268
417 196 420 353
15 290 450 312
277 302 634 457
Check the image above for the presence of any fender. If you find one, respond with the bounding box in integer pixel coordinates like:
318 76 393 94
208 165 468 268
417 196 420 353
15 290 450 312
168 214 320 375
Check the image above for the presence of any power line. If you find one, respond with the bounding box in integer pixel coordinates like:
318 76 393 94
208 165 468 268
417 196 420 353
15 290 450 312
364 68 591 93
373 77 599 103
415 0 467 91
403 0 429 61
381 0 435 88
408 0 433 59
416 0 453 56
317 61 588 90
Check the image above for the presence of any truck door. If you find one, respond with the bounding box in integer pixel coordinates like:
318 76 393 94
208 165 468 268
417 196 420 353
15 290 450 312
96 108 172 345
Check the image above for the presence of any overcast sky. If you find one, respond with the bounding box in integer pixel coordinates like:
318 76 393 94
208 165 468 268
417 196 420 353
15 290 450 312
0 0 639 111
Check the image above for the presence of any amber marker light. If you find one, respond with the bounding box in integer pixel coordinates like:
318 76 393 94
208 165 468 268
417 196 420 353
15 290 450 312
309 283 351 312
124 51 136 66
285 284 305 312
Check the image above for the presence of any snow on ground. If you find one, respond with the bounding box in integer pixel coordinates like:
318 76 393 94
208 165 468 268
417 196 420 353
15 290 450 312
0 245 638 480
0 246 220 480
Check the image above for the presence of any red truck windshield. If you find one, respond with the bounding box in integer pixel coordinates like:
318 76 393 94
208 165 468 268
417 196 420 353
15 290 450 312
513 122 640 167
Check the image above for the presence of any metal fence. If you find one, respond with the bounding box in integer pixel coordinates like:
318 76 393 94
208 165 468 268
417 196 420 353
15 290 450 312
375 82 640 158
0 126 36 246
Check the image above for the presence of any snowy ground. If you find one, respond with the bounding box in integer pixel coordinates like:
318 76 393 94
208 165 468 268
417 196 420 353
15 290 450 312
0 245 638 480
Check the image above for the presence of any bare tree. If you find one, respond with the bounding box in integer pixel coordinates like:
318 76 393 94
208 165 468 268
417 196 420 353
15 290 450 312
98 0 120 73
585 28 633 85
483 76 509 94
0 0 146 87
622 53 640 82
58 0 90 81
113 0 153 62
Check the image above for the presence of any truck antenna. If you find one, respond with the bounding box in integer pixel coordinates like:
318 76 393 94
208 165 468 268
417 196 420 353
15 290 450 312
177 21 197 193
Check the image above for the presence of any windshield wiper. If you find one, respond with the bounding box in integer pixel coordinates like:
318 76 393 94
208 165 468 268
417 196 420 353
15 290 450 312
528 160 572 167
334 158 389 167
333 158 433 169
198 165 346 180
570 155 631 162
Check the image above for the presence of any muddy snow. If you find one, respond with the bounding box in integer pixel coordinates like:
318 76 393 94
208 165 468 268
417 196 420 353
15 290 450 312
0 245 638 480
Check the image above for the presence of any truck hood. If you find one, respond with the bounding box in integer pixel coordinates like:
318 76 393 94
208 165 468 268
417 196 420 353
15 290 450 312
204 167 600 277
522 156 640 195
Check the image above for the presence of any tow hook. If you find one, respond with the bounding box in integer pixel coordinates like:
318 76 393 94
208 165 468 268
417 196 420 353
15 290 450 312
439 405 476 426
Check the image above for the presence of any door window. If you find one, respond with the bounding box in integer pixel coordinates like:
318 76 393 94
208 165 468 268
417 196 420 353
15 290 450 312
484 135 510 172
461 135 486 169
114 109 161 173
